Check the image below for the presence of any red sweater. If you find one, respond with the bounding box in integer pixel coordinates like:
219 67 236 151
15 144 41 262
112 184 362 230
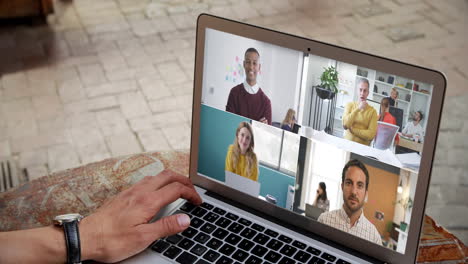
226 84 272 125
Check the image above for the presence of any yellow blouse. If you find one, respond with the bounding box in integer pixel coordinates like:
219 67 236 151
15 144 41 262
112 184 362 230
342 102 378 146
225 145 259 182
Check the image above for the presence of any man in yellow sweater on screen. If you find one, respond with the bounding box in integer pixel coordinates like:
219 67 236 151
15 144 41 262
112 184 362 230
343 79 378 146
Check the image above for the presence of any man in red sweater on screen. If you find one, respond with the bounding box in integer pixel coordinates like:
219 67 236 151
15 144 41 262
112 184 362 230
226 48 272 125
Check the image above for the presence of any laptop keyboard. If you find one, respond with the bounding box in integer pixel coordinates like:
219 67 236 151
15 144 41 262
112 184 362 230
151 202 352 264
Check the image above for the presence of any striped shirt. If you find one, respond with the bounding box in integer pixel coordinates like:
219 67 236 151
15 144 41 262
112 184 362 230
318 207 382 245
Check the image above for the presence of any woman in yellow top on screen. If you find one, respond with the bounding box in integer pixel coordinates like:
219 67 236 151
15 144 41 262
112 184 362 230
225 121 259 181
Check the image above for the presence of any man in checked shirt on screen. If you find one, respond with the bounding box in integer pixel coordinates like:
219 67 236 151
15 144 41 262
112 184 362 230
318 159 382 245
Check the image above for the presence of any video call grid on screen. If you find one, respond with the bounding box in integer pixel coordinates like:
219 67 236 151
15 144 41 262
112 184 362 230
197 28 435 254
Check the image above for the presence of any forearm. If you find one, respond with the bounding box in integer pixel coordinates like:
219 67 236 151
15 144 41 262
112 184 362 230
0 226 66 264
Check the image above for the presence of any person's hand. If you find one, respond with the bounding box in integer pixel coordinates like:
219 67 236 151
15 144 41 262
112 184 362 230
80 170 202 263
260 117 268 124
358 100 367 111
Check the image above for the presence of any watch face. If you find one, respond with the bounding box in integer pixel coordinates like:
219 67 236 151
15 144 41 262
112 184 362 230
54 213 83 223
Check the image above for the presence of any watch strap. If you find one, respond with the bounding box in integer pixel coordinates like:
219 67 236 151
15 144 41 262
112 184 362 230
63 220 81 264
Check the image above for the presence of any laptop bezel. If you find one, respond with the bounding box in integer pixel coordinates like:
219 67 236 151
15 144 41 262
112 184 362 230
189 14 446 264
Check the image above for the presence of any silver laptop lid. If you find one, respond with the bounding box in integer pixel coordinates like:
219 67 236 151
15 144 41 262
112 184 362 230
190 14 446 263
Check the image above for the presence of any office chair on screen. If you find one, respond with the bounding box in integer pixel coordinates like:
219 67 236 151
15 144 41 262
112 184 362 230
374 121 400 150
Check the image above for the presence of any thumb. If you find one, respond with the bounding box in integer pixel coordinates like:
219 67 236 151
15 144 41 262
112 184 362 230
149 214 191 239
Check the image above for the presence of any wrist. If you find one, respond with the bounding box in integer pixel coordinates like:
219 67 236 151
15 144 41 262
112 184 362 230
80 216 102 261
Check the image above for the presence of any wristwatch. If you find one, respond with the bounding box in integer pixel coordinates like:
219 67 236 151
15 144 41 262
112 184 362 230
54 213 84 264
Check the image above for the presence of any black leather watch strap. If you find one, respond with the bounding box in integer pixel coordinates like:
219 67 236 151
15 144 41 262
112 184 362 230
63 220 81 264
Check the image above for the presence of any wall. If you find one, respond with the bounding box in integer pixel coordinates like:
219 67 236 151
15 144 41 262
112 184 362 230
363 164 400 237
202 28 303 126
198 104 295 208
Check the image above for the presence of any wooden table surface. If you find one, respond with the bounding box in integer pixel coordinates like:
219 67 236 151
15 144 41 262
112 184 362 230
398 135 423 152
0 151 466 263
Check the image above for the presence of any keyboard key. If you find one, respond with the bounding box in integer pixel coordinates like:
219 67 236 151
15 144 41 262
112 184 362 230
176 251 197 264
193 207 208 218
213 207 226 215
167 234 183 244
216 217 233 228
239 218 252 226
266 239 284 251
253 233 270 245
225 233 242 245
238 239 255 251
196 259 210 264
306 246 321 256
293 250 311 262
204 250 221 262
245 255 262 264
204 212 220 222
251 223 265 232
201 202 214 210
182 227 198 239
240 228 257 240
309 256 325 264
321 252 336 262
163 246 182 259
337 259 351 264
265 229 279 238
191 217 205 228
206 237 223 250
292 241 306 250
213 228 229 240
180 202 196 213
280 245 297 257
278 256 295 264
226 212 239 221
191 244 208 256
251 245 268 257
228 223 244 233
179 238 195 250
232 249 250 262
220 243 236 256
216 255 234 264
278 235 293 243
194 232 210 244
265 250 282 263
151 240 169 253
201 223 216 234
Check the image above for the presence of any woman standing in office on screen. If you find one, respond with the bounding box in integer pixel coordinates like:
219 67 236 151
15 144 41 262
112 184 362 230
225 121 259 181
313 182 330 212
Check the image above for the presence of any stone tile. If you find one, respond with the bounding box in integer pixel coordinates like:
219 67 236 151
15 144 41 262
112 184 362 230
95 109 130 136
76 141 111 165
1 72 30 99
25 165 49 180
148 94 192 113
426 204 468 229
156 61 188 86
118 91 151 119
69 125 105 148
117 0 148 14
105 131 142 157
130 19 159 37
138 77 172 100
170 81 193 96
64 29 90 47
48 144 81 173
19 149 48 168
98 50 127 71
145 2 168 18
161 124 191 150
58 78 86 103
38 114 67 133
32 95 63 121
87 95 119 112
84 79 138 98
169 13 198 30
11 130 72 153
231 3 261 21
54 55 100 69
77 63 107 87
6 113 39 139
0 139 11 158
129 111 187 131
137 129 172 152
26 66 55 82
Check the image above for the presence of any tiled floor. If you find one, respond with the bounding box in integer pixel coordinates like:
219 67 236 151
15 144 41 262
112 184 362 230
0 0 467 243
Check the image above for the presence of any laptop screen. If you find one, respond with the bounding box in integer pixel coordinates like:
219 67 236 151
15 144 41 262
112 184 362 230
197 27 433 254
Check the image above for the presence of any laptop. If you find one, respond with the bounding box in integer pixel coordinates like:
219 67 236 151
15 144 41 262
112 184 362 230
305 204 325 221
225 171 260 197
123 14 446 264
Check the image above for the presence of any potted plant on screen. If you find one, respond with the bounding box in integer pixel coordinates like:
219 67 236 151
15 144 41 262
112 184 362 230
316 66 339 99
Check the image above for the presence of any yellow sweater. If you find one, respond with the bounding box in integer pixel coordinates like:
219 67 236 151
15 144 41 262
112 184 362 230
225 145 259 182
342 102 378 146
